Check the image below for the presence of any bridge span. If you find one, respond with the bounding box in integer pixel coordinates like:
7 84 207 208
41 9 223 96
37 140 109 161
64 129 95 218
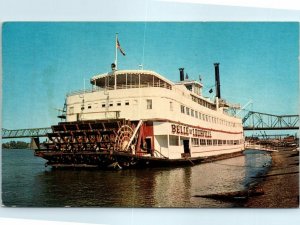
1 111 299 139
2 127 52 139
242 111 299 131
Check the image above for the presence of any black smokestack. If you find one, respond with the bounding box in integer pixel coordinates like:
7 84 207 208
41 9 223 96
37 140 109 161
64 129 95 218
179 68 184 81
214 63 221 98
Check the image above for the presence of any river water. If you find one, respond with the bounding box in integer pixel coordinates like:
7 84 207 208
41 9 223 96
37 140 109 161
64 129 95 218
1 149 271 207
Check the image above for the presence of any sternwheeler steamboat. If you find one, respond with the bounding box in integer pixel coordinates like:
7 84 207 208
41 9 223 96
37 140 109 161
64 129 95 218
35 37 244 169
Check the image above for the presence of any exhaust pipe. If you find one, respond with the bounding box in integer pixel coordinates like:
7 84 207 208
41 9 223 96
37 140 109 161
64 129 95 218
179 68 184 81
214 63 221 99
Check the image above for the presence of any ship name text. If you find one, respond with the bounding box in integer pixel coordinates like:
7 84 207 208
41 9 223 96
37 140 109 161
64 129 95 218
171 124 212 138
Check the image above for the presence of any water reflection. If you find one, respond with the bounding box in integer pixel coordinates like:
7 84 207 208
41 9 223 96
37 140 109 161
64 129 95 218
2 149 271 207
243 150 272 188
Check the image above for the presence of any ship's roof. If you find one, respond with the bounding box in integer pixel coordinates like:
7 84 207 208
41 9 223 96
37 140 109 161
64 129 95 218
175 80 203 87
90 70 174 86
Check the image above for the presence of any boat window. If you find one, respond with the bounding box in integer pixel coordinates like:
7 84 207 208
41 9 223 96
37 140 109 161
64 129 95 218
191 109 194 117
102 104 106 108
195 111 198 118
218 140 222 145
117 102 121 106
169 135 179 146
109 103 113 107
207 140 212 145
88 105 92 109
186 107 190 115
146 99 152 109
125 101 130 106
200 139 206 145
181 105 185 114
213 139 217 145
191 138 199 146
170 101 173 111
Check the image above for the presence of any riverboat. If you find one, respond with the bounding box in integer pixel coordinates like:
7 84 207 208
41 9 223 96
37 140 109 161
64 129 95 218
35 64 244 169
34 37 244 169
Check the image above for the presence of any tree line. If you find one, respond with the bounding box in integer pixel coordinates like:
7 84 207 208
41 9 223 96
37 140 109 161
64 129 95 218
2 141 30 149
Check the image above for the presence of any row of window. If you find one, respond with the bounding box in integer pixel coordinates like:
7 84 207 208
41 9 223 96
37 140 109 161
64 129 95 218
180 105 238 127
68 99 153 114
98 101 130 108
191 95 216 110
191 138 242 147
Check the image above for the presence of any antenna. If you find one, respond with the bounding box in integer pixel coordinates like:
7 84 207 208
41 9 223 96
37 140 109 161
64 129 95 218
199 75 202 82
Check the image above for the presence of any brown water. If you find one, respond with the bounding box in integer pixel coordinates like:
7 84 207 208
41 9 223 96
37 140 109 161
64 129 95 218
1 149 271 207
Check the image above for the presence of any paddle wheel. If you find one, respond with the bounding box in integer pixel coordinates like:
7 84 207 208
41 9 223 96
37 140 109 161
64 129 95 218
35 119 141 168
115 123 137 152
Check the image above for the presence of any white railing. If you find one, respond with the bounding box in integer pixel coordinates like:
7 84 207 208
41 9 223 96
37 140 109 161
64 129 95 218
66 82 172 97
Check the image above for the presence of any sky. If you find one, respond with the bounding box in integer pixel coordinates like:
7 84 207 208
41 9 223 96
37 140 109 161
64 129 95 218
2 22 299 130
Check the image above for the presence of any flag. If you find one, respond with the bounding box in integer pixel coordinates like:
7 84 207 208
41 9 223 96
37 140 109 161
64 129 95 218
116 38 126 56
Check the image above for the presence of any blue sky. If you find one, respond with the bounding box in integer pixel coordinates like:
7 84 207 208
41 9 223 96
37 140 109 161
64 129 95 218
2 22 299 129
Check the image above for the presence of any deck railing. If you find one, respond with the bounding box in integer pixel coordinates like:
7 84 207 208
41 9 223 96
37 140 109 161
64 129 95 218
67 82 172 97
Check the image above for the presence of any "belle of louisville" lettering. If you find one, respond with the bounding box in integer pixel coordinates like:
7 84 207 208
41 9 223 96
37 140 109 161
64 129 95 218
171 124 212 138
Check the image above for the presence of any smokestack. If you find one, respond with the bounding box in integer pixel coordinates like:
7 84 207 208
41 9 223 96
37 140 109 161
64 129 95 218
214 63 221 99
179 68 184 81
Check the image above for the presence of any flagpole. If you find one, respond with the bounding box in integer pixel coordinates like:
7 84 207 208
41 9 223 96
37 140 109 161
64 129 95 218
115 33 118 70
115 33 118 90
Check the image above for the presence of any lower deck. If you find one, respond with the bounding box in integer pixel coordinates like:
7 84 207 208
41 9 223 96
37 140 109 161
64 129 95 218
35 150 245 169
36 118 244 168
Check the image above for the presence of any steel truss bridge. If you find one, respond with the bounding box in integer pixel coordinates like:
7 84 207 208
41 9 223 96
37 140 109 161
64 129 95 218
242 111 299 131
1 111 299 139
2 127 52 139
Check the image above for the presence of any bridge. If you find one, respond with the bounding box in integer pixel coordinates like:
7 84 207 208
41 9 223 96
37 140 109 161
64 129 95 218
2 127 52 139
1 111 299 139
242 111 299 130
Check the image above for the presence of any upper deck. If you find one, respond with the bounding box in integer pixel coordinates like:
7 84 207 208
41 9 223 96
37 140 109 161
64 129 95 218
65 69 242 130
90 70 173 90
67 69 217 110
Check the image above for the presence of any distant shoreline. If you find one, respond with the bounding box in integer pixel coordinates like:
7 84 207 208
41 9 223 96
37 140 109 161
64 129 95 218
2 141 30 149
245 148 299 208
